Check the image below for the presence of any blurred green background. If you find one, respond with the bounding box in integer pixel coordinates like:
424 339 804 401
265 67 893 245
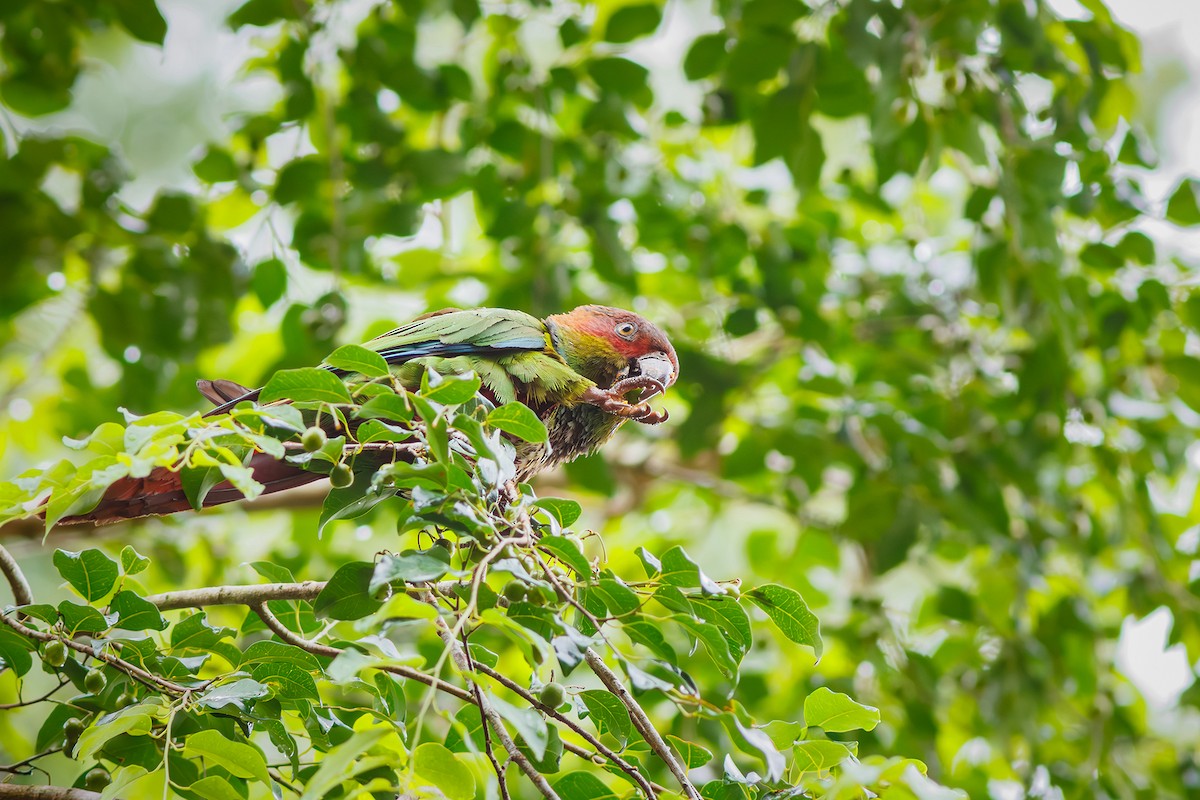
2 0 1200 796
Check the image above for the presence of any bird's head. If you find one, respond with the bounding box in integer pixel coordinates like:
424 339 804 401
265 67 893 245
546 305 679 394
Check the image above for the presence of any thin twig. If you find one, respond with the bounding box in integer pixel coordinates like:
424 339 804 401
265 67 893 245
471 661 657 797
463 630 512 800
0 679 68 710
584 649 701 800
0 747 63 775
425 595 562 800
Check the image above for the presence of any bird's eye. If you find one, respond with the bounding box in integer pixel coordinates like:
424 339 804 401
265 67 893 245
615 322 638 339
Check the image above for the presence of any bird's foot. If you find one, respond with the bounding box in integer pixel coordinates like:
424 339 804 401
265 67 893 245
580 380 670 425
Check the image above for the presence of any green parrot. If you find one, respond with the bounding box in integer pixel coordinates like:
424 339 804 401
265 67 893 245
66 305 678 524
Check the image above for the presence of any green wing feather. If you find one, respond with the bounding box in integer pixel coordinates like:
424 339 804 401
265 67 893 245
358 308 593 407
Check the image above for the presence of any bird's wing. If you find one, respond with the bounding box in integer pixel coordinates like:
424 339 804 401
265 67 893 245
201 308 589 415
360 308 551 365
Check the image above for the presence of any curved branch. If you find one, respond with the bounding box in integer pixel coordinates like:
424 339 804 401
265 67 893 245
249 602 473 703
0 543 33 605
0 610 189 695
585 650 702 800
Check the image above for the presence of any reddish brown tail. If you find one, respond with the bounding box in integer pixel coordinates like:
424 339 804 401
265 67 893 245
58 450 321 525
58 378 316 526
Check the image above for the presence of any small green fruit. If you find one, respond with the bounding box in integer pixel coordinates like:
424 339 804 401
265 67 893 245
434 537 453 551
538 681 565 708
503 581 528 603
64 718 85 748
302 427 327 452
84 668 107 694
116 690 137 708
44 640 68 668
84 767 111 791
329 463 354 488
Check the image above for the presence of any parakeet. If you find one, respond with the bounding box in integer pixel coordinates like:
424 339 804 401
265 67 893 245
64 305 678 524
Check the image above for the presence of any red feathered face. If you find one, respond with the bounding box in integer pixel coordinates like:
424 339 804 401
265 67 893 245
556 305 679 389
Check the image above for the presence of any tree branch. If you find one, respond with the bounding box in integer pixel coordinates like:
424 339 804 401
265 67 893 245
426 596 562 800
146 581 326 610
0 786 100 799
0 608 191 695
470 660 658 797
248 602 473 704
584 649 702 800
0 679 68 711
0 542 33 605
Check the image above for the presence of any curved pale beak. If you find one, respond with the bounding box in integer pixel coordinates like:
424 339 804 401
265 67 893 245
635 353 676 390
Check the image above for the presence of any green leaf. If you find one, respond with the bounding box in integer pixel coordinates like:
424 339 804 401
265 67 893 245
110 590 168 631
674 614 739 676
579 690 631 744
298 729 388 800
259 368 353 405
189 776 244 800
0 629 34 676
622 619 676 662
491 694 549 760
588 57 650 101
241 640 322 671
1167 179 1200 226
691 596 752 655
75 707 155 760
182 729 271 786
171 612 235 651
792 740 853 775
413 742 476 800
553 771 620 800
112 0 168 44
487 403 548 443
119 546 150 575
803 686 880 732
356 393 414 422
250 661 321 701
667 734 713 768
747 584 822 658
591 578 641 617
534 497 583 527
604 3 661 42
371 549 452 590
659 546 724 595
195 147 240 183
326 344 390 378
684 33 729 80
57 602 110 635
313 562 382 621
539 535 592 578
197 678 271 712
422 371 482 405
53 548 119 602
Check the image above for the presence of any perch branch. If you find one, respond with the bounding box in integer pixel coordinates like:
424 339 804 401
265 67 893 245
584 649 702 800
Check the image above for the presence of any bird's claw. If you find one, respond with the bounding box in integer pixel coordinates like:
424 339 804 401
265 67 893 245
581 379 670 425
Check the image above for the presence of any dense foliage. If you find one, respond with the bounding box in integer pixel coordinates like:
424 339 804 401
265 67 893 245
0 0 1196 798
